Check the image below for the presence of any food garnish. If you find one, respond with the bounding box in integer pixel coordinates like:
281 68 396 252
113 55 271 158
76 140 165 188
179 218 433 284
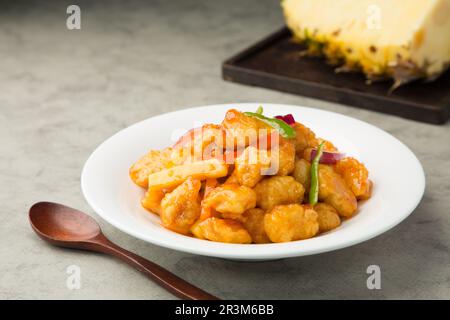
310 149 344 164
244 108 296 139
309 141 325 206
255 106 264 115
275 114 295 126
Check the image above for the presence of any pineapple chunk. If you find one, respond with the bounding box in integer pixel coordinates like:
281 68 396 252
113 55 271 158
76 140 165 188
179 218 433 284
282 0 450 86
147 159 228 190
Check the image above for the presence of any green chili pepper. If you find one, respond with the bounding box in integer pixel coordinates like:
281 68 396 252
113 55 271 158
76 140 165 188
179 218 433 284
309 141 325 206
243 111 296 139
255 106 263 114
256 106 264 114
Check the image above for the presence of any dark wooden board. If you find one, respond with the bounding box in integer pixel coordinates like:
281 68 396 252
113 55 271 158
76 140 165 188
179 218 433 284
222 28 450 124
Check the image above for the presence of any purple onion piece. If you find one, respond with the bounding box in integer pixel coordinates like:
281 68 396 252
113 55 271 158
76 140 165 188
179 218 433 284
310 149 344 164
275 114 296 126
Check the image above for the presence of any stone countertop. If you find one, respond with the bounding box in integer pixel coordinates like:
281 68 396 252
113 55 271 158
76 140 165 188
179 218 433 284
1 0 449 299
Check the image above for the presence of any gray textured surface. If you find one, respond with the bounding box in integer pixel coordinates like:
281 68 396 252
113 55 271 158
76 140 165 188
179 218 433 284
1 0 449 300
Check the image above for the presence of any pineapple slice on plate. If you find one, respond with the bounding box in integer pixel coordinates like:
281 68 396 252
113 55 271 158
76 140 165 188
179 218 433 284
282 0 450 88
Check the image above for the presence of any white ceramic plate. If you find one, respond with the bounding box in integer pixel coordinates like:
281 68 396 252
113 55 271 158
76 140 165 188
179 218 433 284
81 103 425 260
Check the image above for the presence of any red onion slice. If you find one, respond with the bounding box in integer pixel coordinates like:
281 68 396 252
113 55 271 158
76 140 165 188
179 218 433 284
310 149 344 164
275 114 295 126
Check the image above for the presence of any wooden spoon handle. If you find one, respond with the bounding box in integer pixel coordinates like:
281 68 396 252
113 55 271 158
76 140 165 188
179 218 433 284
90 236 219 300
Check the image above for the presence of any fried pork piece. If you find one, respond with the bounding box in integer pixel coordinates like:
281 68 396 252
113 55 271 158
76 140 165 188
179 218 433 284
264 204 319 242
240 208 270 244
129 148 175 188
254 176 304 211
173 124 229 162
293 122 318 154
358 180 373 201
318 165 357 218
271 138 296 176
203 178 218 198
319 139 338 152
221 109 273 148
191 217 252 244
202 184 256 220
224 168 240 185
314 203 341 233
160 177 201 235
293 158 311 191
334 157 372 200
234 146 271 187
141 187 166 215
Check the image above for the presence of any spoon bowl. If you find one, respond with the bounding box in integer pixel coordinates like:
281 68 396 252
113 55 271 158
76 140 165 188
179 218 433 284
30 202 101 243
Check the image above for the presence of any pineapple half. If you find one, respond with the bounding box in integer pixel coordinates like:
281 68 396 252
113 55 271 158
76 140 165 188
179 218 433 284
282 0 450 89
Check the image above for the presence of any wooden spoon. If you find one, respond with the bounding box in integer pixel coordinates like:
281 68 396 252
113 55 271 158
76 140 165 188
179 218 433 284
29 201 219 300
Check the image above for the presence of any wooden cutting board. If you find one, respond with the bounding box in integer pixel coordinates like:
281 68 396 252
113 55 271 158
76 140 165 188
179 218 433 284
222 28 450 124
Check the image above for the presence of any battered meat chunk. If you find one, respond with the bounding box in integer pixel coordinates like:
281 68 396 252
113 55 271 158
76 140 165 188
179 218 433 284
234 146 271 187
271 139 296 176
318 165 357 217
141 187 166 215
160 177 201 234
334 157 372 200
293 158 311 190
240 208 270 244
221 109 273 149
191 217 252 244
293 122 318 154
254 176 304 211
314 203 341 232
129 148 174 188
202 183 256 220
264 204 319 242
